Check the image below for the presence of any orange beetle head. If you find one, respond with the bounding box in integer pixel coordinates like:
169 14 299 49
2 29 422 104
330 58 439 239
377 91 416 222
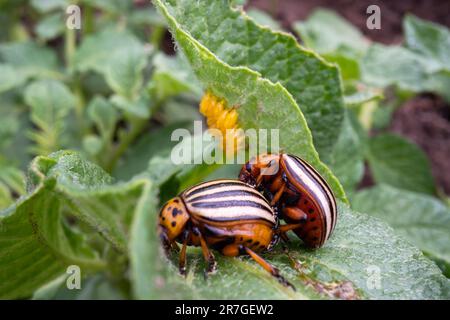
239 153 281 187
158 197 190 241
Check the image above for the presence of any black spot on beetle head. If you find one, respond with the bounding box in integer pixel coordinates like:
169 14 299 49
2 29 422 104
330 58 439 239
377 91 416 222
171 221 176 228
172 208 181 217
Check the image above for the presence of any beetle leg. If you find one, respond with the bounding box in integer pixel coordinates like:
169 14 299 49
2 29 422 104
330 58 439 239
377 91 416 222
171 241 180 252
278 223 304 243
283 207 308 223
280 232 290 243
179 230 190 276
241 246 295 291
270 183 286 206
279 223 304 233
256 174 264 187
193 227 217 277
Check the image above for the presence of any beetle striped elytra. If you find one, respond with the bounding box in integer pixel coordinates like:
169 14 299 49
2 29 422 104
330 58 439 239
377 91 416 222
158 179 294 289
239 153 337 248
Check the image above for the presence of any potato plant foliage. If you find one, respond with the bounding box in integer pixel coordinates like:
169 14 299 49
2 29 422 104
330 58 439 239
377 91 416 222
0 0 449 299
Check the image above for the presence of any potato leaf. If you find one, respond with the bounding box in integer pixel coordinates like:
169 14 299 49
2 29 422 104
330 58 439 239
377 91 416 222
0 151 153 298
72 30 147 99
0 64 26 93
154 0 345 159
361 44 429 92
149 52 202 102
30 0 69 13
294 9 368 56
352 184 450 277
36 13 65 41
87 96 119 143
404 15 450 72
327 110 365 194
153 0 346 202
24 79 76 155
0 42 61 79
367 134 436 195
361 41 450 102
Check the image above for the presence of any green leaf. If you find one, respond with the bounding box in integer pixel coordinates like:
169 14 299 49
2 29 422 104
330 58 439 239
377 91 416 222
294 9 368 55
0 64 26 93
24 79 76 155
31 0 69 13
361 44 429 92
344 88 383 107
33 274 126 300
83 135 103 156
153 0 346 202
352 184 450 277
0 181 13 209
128 182 159 299
367 134 436 195
149 52 202 102
110 93 151 119
82 0 132 14
114 122 191 181
246 8 282 31
104 45 147 99
74 30 148 99
129 7 166 27
0 102 31 168
322 53 361 81
361 16 450 102
159 100 201 125
87 96 118 142
36 13 64 41
0 104 21 153
293 9 369 81
327 110 365 194
0 41 60 79
0 151 156 298
424 69 450 103
404 15 450 72
154 0 345 159
0 163 26 195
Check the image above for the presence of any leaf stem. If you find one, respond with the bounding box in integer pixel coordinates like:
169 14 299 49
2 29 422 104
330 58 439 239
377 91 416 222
105 117 148 173
65 28 76 68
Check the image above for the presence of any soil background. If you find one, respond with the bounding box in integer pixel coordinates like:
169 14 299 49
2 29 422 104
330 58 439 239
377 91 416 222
248 0 450 195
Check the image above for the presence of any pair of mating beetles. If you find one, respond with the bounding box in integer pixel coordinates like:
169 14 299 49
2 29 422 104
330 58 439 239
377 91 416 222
158 153 337 289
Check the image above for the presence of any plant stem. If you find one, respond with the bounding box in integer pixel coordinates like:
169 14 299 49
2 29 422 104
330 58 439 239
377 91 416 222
83 4 94 35
65 27 76 68
105 117 148 173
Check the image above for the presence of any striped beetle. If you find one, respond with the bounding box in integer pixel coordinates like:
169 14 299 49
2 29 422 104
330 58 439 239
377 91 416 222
239 153 337 248
158 179 294 288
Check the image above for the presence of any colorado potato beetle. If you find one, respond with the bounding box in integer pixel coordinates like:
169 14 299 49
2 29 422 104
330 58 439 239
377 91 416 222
239 153 337 248
158 179 293 288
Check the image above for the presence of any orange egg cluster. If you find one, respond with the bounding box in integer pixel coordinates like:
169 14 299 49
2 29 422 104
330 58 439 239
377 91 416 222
199 91 244 153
